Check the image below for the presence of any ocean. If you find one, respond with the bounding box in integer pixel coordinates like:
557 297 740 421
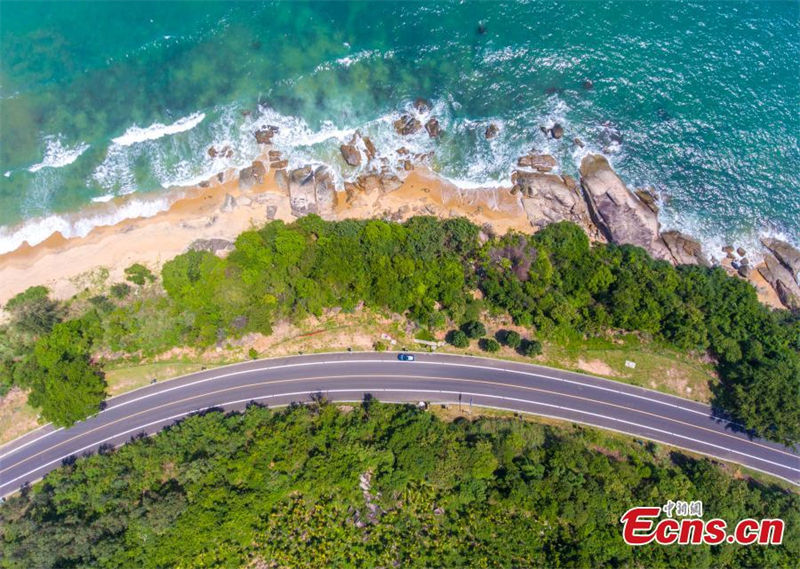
1 1 798 256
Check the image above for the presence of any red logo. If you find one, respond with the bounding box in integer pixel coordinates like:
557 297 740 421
621 506 784 546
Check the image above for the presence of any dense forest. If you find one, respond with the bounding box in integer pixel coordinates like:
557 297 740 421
1 402 798 568
1 216 799 444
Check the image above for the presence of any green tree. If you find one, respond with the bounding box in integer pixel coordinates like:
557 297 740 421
461 320 486 339
521 339 542 357
479 338 500 353
447 330 469 348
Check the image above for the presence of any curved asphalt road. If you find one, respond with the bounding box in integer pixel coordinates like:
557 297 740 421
1 352 798 495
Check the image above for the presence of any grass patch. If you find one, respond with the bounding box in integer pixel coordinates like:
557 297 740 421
0 388 41 446
104 362 212 396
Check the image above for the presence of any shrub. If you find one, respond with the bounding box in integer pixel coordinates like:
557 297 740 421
446 330 469 348
461 320 486 339
110 283 132 299
499 330 521 349
248 347 259 360
479 338 500 353
373 341 388 352
521 339 542 357
124 263 156 286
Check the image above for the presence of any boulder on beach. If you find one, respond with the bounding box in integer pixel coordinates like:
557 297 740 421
340 143 361 166
274 168 289 194
573 137 585 148
485 124 499 139
287 165 337 217
761 238 800 285
220 194 237 213
579 154 670 260
238 161 267 189
394 114 422 135
758 253 800 310
512 170 597 238
363 136 377 160
660 230 710 267
188 238 234 255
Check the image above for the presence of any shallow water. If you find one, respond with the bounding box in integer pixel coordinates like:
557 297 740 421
1 1 798 254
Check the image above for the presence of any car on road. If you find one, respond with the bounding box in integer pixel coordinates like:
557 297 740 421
397 353 415 361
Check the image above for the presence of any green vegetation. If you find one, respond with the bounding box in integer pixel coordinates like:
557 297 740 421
522 339 543 358
461 320 487 339
499 329 522 349
1 216 798 444
123 263 155 286
479 337 500 353
1 403 796 568
446 329 469 348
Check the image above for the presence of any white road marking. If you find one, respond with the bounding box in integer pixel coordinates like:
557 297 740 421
1 388 798 495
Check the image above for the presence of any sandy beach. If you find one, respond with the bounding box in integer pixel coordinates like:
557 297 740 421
0 163 531 305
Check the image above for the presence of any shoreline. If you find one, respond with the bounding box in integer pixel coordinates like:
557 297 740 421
0 159 530 305
0 138 794 311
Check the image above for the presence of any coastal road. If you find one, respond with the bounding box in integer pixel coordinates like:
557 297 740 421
1 352 799 495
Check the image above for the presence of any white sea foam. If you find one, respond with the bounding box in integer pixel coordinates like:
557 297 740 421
0 195 173 254
111 112 206 146
90 194 115 203
28 137 90 173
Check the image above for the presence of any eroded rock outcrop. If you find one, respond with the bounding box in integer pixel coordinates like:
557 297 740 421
759 253 800 310
188 238 234 255
579 154 671 260
660 230 710 267
238 160 267 189
512 169 597 238
517 154 557 172
762 238 800 285
287 165 337 217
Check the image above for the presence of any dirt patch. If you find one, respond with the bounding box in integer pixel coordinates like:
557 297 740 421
650 365 710 401
0 388 40 445
576 359 617 377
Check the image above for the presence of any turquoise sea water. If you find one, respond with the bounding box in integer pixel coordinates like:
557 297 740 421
1 1 798 254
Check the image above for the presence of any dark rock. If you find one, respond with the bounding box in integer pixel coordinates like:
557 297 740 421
393 114 422 135
485 124 499 139
738 259 750 278
266 205 277 220
207 146 218 158
198 180 210 188
539 126 549 136
582 79 594 90
477 22 487 35
736 247 746 257
270 159 288 170
254 125 279 144
425 117 441 138
413 98 431 113
573 137 585 148
517 154 557 172
340 143 361 166
287 165 338 217
579 154 671 260
363 137 377 160
238 161 267 189
549 124 564 139
544 86 563 96
660 231 710 267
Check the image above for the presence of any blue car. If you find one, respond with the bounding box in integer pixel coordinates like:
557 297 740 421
397 353 415 361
